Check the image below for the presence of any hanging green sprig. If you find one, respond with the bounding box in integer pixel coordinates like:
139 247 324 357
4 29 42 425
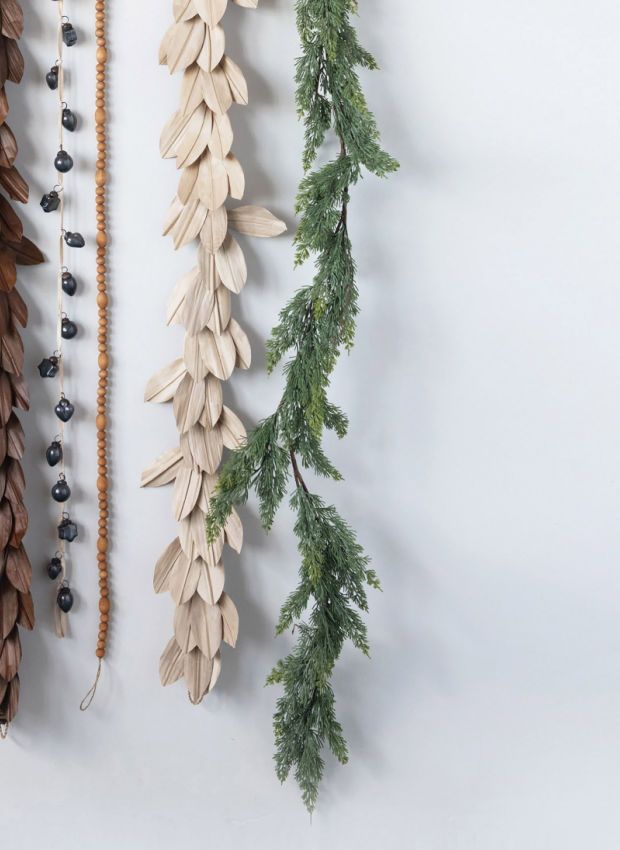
207 0 398 810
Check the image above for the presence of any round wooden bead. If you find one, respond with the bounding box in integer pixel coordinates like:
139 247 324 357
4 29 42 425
99 598 110 614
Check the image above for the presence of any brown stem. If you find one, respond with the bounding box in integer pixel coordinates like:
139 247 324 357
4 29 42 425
290 449 309 493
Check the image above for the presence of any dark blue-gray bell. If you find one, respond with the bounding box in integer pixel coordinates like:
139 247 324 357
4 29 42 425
57 517 78 543
62 107 77 132
47 556 62 581
61 317 78 340
40 190 60 213
61 271 77 296
54 149 73 173
47 556 63 581
46 440 63 467
52 477 71 503
64 231 85 248
62 22 77 47
54 397 75 422
57 586 74 612
38 356 59 378
46 66 59 90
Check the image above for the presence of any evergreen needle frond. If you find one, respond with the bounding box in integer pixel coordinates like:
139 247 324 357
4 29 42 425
207 0 397 811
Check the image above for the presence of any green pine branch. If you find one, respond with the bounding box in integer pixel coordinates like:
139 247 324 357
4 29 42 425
207 0 397 811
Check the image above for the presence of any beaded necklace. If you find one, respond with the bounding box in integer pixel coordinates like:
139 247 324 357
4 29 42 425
81 0 110 709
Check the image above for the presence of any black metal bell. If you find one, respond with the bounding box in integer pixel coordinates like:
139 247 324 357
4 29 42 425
47 556 62 580
61 22 77 47
61 271 77 296
38 355 59 378
46 65 59 90
57 516 78 543
61 317 78 340
54 149 73 173
40 190 60 213
57 585 74 612
54 397 75 422
46 440 63 467
64 231 85 248
51 476 71 503
62 107 77 132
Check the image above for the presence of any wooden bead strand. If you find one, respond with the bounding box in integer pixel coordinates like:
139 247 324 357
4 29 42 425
81 0 110 710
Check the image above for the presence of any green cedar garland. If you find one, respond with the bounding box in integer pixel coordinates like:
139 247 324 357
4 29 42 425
207 0 398 810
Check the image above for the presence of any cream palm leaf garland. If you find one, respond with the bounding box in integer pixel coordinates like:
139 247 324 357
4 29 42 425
141 0 285 704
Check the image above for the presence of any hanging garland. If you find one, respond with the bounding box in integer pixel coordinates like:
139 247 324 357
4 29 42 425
79 0 111 710
206 0 398 809
39 0 83 637
0 0 44 735
141 0 285 704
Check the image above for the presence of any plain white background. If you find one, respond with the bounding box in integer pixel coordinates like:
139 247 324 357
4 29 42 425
3 1 619 847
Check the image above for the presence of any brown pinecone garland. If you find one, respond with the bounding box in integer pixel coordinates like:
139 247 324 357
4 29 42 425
0 0 44 733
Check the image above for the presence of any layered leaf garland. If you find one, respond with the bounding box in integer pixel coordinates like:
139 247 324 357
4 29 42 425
142 0 285 704
0 0 44 733
207 0 398 809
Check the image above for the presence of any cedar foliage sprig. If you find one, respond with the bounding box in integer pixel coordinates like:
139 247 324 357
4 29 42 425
207 0 397 810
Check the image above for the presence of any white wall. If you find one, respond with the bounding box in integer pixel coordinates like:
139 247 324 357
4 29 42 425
4 1 620 847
